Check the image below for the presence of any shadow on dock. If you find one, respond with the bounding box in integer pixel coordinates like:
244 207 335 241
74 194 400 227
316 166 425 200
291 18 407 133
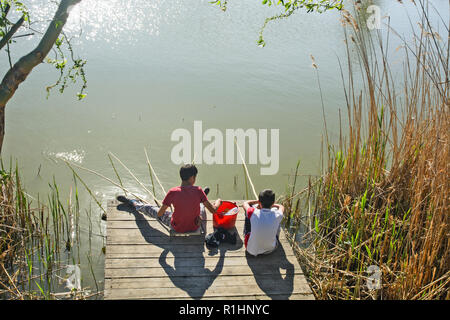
117 203 243 300
246 244 295 299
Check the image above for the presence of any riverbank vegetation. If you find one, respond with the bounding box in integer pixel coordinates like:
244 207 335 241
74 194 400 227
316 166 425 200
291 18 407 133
283 2 449 299
0 161 103 299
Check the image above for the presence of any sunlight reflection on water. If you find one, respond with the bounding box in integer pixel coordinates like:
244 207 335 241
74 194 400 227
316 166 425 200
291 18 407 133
45 149 86 164
26 0 187 46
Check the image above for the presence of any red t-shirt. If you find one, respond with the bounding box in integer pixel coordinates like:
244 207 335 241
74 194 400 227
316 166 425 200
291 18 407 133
162 185 208 232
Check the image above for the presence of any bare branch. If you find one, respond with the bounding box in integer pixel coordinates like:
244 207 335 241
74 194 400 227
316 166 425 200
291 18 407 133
0 15 25 50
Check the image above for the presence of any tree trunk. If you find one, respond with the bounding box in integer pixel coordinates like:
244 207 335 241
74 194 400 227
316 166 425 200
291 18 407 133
0 0 82 153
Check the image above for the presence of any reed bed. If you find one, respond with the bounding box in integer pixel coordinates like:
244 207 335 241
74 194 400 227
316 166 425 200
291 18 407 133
283 1 449 300
0 160 102 299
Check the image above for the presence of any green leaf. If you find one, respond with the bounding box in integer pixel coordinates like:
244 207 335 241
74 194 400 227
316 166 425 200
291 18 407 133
365 244 372 260
257 37 266 47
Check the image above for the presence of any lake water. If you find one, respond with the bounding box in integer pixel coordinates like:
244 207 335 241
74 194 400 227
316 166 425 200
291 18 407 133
1 0 448 296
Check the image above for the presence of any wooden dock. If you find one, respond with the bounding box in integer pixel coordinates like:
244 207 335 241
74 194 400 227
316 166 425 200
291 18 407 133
104 199 315 300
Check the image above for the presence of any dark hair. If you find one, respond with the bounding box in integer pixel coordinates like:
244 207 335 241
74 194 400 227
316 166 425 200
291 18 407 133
179 164 198 181
259 189 275 208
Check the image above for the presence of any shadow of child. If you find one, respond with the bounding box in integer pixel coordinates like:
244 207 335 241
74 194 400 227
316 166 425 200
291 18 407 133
117 203 227 299
245 243 295 299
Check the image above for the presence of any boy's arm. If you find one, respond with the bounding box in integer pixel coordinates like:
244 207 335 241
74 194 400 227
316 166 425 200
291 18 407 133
203 199 222 214
160 190 173 217
157 204 169 217
243 200 259 212
271 203 285 213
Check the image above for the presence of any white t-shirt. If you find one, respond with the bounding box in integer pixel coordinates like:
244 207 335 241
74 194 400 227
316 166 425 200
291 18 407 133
245 207 283 256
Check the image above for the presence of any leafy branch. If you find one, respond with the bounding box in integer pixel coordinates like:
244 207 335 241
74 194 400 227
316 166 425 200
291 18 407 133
258 0 344 47
212 0 344 47
0 0 29 66
1 0 87 101
46 32 87 100
210 0 228 12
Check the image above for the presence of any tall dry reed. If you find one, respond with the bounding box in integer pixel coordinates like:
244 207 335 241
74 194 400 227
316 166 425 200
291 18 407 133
284 1 449 299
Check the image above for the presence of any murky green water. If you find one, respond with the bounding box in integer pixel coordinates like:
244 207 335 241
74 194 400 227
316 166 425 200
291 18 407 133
1 0 447 296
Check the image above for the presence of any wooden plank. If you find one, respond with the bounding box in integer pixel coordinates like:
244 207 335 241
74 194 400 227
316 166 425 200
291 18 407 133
106 247 295 259
201 293 315 300
105 265 303 279
105 285 311 300
104 279 310 299
107 291 314 300
140 293 315 300
105 254 300 269
105 274 309 290
107 236 205 245
105 243 208 257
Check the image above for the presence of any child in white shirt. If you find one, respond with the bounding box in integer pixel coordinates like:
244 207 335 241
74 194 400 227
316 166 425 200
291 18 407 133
242 189 284 256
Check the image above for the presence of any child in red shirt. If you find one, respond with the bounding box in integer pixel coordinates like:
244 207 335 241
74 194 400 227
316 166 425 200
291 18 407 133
118 164 221 233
